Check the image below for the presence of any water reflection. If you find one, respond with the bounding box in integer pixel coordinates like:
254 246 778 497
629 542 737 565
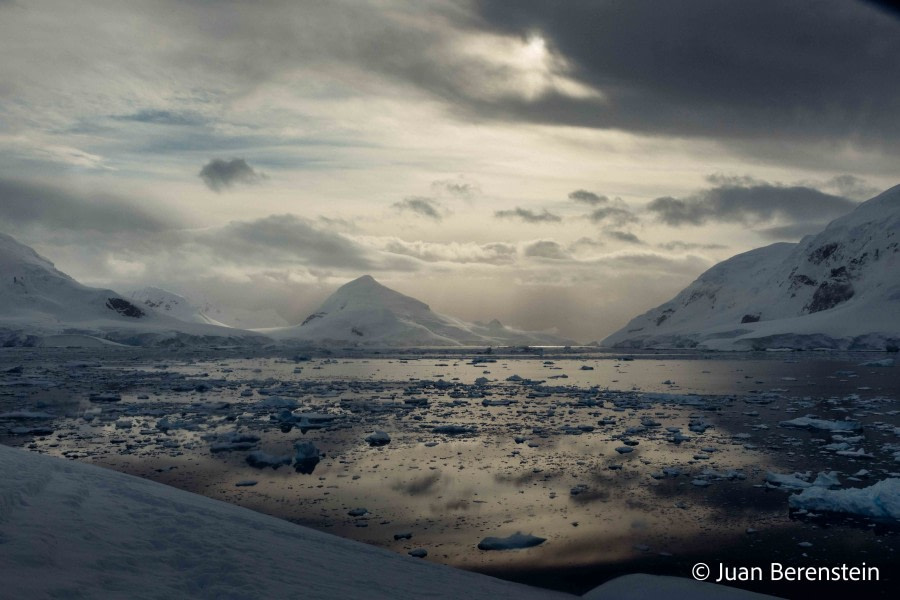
1 348 898 597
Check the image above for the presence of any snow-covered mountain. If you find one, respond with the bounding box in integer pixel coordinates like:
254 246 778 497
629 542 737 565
129 287 289 330
266 275 573 346
0 232 264 347
128 287 229 326
602 184 900 350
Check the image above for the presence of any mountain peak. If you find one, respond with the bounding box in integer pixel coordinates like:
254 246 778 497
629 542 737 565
321 275 430 316
0 231 66 276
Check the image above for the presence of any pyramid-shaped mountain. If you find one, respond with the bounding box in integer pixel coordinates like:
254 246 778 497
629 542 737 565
267 275 573 347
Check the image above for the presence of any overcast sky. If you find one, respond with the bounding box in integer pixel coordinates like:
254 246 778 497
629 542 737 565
1 0 898 342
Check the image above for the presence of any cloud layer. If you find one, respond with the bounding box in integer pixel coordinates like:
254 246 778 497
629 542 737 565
647 184 857 226
199 159 265 193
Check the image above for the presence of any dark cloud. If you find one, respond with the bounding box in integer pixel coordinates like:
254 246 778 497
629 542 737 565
393 197 443 220
468 1 900 151
711 172 882 202
200 214 372 270
704 173 767 188
605 230 643 244
647 184 857 226
0 178 172 233
658 241 728 251
524 240 569 260
431 178 481 199
587 206 638 227
199 158 264 193
494 207 562 223
568 189 608 205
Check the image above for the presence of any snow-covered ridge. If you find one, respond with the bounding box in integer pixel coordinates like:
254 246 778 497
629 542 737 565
265 275 574 347
128 286 289 329
0 445 778 599
0 232 264 347
603 184 900 350
129 286 229 326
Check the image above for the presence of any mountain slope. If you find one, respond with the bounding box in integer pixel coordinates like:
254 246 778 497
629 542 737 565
128 286 229 326
0 232 264 346
602 184 900 350
129 287 289 329
266 275 572 346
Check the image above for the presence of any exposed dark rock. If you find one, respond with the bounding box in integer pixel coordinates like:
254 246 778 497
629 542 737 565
790 274 817 288
741 314 761 323
300 312 325 326
655 309 674 326
806 281 854 313
105 298 145 318
808 242 840 264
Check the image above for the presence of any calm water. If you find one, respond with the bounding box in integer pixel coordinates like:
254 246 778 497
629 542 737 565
2 347 898 598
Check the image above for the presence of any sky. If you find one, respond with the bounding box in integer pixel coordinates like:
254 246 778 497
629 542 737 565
1 0 898 342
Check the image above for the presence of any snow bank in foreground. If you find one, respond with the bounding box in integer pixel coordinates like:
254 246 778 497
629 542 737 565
788 478 900 520
0 445 779 599
582 574 778 600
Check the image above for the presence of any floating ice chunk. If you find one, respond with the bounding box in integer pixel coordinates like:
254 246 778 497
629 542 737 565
257 395 299 409
789 479 900 520
0 410 55 420
858 358 894 367
477 532 546 551
615 446 634 454
89 393 121 403
688 419 711 434
431 424 477 435
570 484 589 496
765 472 812 490
365 431 391 447
823 442 850 451
779 415 861 432
700 468 746 481
482 399 516 407
293 441 322 474
246 451 292 469
811 471 841 489
766 471 840 491
210 433 261 453
348 508 368 517
835 448 875 459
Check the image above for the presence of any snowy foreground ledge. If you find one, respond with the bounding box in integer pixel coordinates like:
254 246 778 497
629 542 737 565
0 446 778 599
